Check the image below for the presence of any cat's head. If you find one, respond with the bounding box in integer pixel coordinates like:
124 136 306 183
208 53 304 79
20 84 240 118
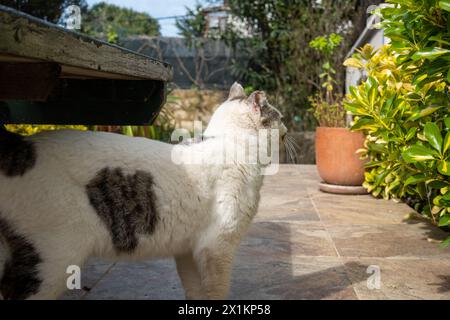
204 82 287 139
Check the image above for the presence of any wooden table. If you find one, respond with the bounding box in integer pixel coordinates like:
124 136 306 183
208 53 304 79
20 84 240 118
0 5 173 125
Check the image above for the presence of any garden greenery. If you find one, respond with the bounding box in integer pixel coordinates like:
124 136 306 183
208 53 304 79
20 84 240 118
344 0 450 246
308 33 347 127
220 0 382 131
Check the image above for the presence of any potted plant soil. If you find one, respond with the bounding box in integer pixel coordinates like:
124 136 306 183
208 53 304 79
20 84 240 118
309 34 367 194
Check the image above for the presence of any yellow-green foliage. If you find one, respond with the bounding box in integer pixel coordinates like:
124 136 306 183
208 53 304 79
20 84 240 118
345 42 450 226
344 0 450 250
5 125 88 136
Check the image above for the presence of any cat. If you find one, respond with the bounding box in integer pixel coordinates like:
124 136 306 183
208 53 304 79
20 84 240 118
0 82 287 300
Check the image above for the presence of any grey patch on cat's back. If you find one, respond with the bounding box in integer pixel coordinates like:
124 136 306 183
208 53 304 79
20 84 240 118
0 214 42 300
86 167 159 253
0 127 36 177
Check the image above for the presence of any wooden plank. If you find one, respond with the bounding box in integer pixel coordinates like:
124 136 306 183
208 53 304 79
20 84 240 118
0 62 60 100
0 54 150 80
0 5 173 81
0 53 36 63
59 65 142 80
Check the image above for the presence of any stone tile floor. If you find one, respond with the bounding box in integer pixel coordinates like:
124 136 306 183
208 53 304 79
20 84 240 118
62 165 450 300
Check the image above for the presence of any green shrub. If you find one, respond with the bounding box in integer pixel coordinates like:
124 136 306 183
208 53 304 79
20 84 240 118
344 0 450 247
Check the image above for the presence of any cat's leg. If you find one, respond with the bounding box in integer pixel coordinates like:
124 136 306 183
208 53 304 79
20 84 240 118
195 246 235 300
175 253 204 300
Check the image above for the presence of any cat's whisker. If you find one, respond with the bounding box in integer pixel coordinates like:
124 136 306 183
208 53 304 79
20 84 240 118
283 138 292 163
284 139 293 163
287 135 300 150
290 144 298 163
288 135 300 162
285 139 296 163
284 143 292 163
284 135 299 164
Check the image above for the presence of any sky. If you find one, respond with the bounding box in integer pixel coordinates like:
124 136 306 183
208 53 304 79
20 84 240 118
86 0 202 37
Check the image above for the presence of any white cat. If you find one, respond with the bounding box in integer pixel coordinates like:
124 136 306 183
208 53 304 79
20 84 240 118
0 83 287 300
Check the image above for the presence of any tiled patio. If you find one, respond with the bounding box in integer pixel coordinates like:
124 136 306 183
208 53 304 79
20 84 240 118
63 165 450 300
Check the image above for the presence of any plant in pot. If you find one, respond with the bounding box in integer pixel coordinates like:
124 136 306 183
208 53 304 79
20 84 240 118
308 33 367 194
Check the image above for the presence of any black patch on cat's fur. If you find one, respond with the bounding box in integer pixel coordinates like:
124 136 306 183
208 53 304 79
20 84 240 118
0 126 36 176
0 215 42 300
86 167 158 253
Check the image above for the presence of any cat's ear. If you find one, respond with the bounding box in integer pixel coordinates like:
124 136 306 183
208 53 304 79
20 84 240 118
247 91 267 115
228 82 246 100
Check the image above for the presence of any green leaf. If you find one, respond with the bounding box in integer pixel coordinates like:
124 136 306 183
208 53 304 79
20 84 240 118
424 122 443 153
429 36 450 46
440 236 450 248
402 145 437 162
439 0 450 12
444 131 450 153
366 76 378 89
344 101 370 116
438 215 450 227
404 174 426 186
427 179 449 189
343 57 363 68
443 191 450 200
407 106 443 121
350 118 378 130
438 161 450 175
405 127 417 141
368 78 378 107
445 117 450 129
414 73 428 84
412 47 450 61
368 143 388 154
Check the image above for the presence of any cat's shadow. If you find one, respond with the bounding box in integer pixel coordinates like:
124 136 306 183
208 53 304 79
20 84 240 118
228 221 361 300
230 221 450 299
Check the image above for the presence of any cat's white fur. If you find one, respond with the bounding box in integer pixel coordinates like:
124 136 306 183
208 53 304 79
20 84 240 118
0 83 286 299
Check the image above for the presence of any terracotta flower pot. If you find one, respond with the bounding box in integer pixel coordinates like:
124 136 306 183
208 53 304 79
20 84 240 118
315 127 366 187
